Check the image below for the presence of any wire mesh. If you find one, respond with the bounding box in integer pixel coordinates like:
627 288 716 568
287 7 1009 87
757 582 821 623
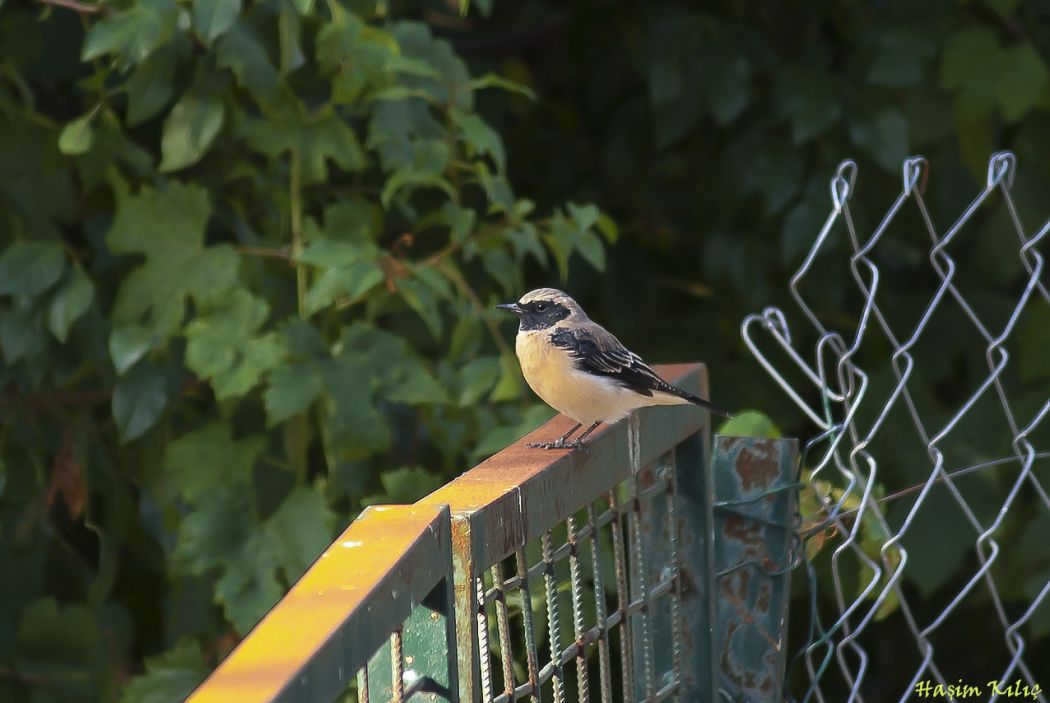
742 151 1050 702
472 455 684 703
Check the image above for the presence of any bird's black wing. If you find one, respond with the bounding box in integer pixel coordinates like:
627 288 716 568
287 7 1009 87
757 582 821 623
550 326 678 399
549 324 731 417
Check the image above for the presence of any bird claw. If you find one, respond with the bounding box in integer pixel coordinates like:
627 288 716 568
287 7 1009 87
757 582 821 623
526 438 587 450
526 439 573 450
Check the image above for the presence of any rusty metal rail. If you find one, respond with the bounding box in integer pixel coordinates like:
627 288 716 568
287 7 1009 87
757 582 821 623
187 364 798 702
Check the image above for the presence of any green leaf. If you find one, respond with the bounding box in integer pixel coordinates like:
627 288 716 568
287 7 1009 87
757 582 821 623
58 111 95 155
164 423 265 502
716 410 782 439
0 241 66 297
160 91 225 172
265 486 335 580
380 140 452 207
451 108 505 172
193 0 241 44
0 304 47 363
296 239 370 267
997 43 1049 122
467 72 536 99
384 361 449 405
112 362 170 442
397 278 443 338
290 0 313 16
474 404 554 458
174 487 280 635
47 266 95 342
126 43 178 125
107 183 238 337
458 357 501 406
81 0 178 68
109 325 159 375
490 353 521 402
707 55 751 124
365 467 443 504
214 531 283 634
775 65 841 144
242 109 366 184
175 487 254 575
265 362 325 425
119 639 208 703
185 289 284 398
868 26 934 87
17 597 99 662
216 24 280 101
304 260 384 315
322 356 389 456
849 109 909 171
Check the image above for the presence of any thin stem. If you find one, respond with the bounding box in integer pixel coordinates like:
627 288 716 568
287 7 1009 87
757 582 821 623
290 151 306 319
235 245 293 261
288 149 309 484
436 259 513 358
36 0 103 14
802 451 1050 540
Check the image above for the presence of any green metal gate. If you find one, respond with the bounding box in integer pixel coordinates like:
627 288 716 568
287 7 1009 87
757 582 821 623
187 364 798 702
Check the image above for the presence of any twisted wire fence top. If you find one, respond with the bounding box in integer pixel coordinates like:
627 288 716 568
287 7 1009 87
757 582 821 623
741 152 1050 702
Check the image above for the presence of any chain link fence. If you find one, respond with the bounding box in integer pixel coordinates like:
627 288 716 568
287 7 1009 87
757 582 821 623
742 152 1049 702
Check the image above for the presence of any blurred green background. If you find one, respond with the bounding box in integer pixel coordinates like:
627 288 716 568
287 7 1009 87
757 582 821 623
1 0 1048 700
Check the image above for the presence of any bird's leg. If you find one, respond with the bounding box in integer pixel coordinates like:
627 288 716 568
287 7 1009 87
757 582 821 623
527 422 582 450
567 421 603 448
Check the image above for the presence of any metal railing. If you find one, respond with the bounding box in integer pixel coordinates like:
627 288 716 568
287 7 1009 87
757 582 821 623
186 503 458 703
186 364 799 702
742 152 1049 702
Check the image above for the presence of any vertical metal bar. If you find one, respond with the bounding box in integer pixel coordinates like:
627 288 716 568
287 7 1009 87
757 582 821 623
491 562 516 697
586 503 614 701
358 666 370 703
476 574 495 702
541 530 567 703
391 629 405 701
608 487 636 700
449 514 480 703
666 461 683 694
712 436 799 702
630 474 657 698
515 548 544 702
673 427 719 701
566 515 591 703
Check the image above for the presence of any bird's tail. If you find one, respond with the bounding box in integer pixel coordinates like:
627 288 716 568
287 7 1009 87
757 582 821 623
684 392 732 418
656 382 732 418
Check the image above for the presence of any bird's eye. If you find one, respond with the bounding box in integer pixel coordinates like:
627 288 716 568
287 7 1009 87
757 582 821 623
534 302 547 312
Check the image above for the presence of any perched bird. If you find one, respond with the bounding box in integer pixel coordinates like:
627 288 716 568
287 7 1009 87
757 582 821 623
496 288 730 449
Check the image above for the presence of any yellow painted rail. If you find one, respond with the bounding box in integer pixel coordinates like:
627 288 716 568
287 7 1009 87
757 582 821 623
186 503 456 703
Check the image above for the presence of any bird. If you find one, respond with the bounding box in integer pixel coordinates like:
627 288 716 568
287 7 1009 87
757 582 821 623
496 288 730 449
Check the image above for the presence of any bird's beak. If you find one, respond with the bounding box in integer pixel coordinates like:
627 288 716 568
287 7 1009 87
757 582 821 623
495 302 524 316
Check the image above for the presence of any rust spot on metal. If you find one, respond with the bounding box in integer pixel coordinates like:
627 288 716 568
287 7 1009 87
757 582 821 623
723 514 764 559
720 569 750 603
735 441 779 490
756 582 771 614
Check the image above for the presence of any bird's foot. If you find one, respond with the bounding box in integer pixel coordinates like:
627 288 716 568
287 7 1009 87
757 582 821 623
526 439 574 450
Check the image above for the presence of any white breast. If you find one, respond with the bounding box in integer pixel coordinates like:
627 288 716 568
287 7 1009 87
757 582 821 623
514 330 686 425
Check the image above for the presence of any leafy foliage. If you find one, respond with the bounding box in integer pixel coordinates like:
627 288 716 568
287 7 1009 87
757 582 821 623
0 0 612 698
2 0 1050 699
